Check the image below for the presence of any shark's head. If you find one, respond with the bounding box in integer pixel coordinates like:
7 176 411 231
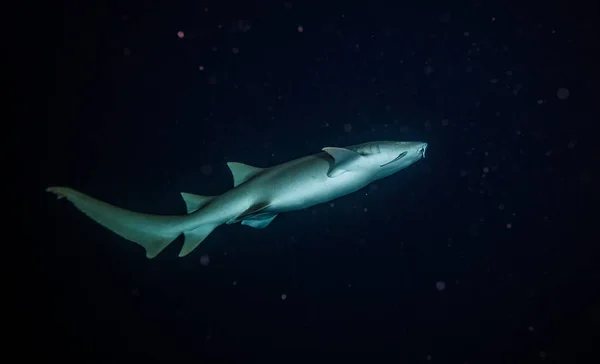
347 141 427 179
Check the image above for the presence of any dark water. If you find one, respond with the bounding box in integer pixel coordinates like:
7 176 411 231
25 0 597 361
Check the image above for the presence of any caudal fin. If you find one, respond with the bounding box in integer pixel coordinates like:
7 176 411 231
47 186 189 258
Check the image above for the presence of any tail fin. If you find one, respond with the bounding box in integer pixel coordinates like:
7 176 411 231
47 186 190 258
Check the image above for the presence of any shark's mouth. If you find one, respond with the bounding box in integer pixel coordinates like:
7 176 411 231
419 144 427 159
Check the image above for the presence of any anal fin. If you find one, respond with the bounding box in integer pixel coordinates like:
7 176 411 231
180 224 218 257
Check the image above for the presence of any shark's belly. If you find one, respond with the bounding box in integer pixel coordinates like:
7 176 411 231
260 157 370 212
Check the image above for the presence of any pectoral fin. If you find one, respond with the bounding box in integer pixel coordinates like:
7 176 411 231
241 213 278 229
227 201 271 224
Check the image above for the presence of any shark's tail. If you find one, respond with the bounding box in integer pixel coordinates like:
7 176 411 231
47 186 218 258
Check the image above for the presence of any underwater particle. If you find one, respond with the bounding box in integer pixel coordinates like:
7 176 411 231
198 65 204 71
426 354 432 361
281 293 287 300
123 48 131 56
540 351 547 359
232 280 237 286
297 25 304 32
441 119 449 126
556 88 570 100
424 65 434 75
237 20 252 33
177 30 185 38
506 223 512 229
200 254 210 266
436 281 446 291
344 123 353 132
232 47 240 55
208 75 217 85
528 326 534 332
363 208 368 212
483 167 489 173
201 164 213 176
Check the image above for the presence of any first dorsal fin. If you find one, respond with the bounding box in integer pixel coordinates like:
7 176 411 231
322 147 367 178
227 162 264 187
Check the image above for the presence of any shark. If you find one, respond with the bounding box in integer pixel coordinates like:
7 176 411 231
47 140 427 259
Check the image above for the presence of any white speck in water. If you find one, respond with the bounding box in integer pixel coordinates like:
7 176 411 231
200 254 210 266
436 281 446 291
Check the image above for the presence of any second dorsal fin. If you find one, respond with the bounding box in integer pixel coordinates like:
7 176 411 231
180 192 216 214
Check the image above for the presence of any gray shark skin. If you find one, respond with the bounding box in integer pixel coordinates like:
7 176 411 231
47 141 427 258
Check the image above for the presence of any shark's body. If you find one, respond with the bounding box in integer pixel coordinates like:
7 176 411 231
48 141 427 258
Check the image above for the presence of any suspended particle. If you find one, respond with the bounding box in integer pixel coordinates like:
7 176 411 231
436 281 446 291
200 255 210 266
556 88 570 100
201 164 213 176
177 30 185 39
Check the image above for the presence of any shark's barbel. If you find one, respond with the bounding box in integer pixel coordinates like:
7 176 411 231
47 141 427 258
